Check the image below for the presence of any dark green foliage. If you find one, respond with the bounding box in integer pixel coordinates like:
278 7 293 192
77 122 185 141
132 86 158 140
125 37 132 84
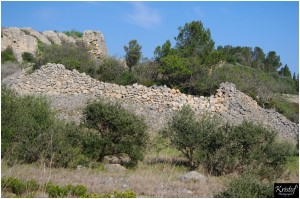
154 40 173 62
63 29 83 38
124 40 142 71
83 100 148 167
132 60 159 87
175 20 214 59
161 105 220 169
163 105 295 176
214 174 273 198
251 46 265 70
159 55 192 88
1 46 16 63
68 184 88 197
46 183 69 198
41 121 91 168
1 177 40 196
279 64 292 78
264 51 282 73
22 52 34 62
1 85 90 168
1 85 54 162
97 56 136 85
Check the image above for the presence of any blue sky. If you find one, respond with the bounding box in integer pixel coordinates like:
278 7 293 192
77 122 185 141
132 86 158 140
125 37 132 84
2 1 299 74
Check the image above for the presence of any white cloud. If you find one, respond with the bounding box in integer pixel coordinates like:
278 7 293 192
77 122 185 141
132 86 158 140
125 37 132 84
126 2 161 29
194 7 205 17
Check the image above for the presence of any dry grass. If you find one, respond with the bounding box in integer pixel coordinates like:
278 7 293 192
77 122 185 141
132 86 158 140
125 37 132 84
1 158 224 198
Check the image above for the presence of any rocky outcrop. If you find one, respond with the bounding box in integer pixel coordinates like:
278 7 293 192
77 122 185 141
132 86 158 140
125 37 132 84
21 28 51 45
1 27 38 62
42 31 62 45
1 27 108 62
83 30 108 58
2 63 298 140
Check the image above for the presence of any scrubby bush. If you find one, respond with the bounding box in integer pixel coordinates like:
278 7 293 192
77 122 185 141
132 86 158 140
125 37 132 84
1 85 90 168
214 173 273 198
162 105 295 176
41 121 91 168
83 100 149 167
2 177 136 198
46 183 69 198
33 41 97 75
1 177 40 196
160 105 221 169
270 96 299 124
132 60 159 87
63 29 83 38
22 52 34 62
97 56 136 85
1 85 54 162
1 46 16 63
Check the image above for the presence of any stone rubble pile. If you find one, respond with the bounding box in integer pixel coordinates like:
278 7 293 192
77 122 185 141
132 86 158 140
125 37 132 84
2 63 298 140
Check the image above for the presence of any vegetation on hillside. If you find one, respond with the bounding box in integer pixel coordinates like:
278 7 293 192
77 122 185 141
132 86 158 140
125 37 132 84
63 29 83 38
1 177 136 198
1 85 148 168
161 105 295 176
1 46 16 63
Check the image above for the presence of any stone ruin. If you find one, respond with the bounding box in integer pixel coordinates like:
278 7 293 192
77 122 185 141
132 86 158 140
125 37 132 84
1 27 108 62
2 63 298 140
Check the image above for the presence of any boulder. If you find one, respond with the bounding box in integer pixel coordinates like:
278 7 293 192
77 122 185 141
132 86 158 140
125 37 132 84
43 31 61 45
58 32 76 43
104 164 127 172
179 171 207 183
21 28 51 45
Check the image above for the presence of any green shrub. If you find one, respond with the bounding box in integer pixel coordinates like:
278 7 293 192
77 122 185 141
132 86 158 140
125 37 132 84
133 60 159 87
40 121 91 168
1 46 16 63
1 85 54 162
2 177 135 198
161 105 221 169
22 52 34 62
1 85 90 168
68 184 88 197
83 100 149 167
163 105 295 176
214 174 273 198
46 183 69 198
270 96 299 123
11 179 26 195
25 180 40 192
63 29 83 38
1 177 38 196
33 41 97 76
97 56 136 85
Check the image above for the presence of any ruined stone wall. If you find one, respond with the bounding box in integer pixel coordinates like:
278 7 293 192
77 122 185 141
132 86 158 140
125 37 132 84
1 27 108 62
2 63 298 140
